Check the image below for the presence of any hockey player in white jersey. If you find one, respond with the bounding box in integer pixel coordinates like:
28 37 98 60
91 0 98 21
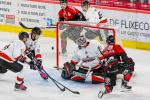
81 0 109 41
81 0 108 25
25 27 48 80
61 36 105 83
0 32 30 90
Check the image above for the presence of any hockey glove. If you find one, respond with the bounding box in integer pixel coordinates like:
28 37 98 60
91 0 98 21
29 60 36 70
25 50 34 60
18 55 26 63
61 62 75 79
36 59 42 70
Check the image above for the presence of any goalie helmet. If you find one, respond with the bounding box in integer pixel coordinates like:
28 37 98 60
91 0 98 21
31 27 41 36
106 35 115 44
76 36 87 47
19 32 29 40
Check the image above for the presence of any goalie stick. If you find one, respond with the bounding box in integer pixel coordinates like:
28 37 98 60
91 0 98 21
19 22 56 29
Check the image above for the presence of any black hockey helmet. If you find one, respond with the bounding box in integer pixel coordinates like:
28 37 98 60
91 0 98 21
76 35 87 46
31 27 42 35
81 0 90 7
60 0 68 4
106 35 115 44
19 32 29 40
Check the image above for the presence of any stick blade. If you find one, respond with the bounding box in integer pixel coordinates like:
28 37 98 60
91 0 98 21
19 22 32 29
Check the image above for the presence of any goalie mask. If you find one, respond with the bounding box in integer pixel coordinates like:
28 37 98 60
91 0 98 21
76 36 87 47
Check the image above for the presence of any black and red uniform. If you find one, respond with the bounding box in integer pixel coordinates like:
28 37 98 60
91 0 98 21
58 6 86 21
101 38 135 93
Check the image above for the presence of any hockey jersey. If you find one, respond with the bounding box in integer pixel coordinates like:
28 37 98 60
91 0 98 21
0 40 26 62
25 35 42 60
84 7 108 26
102 43 129 63
58 6 82 21
71 41 102 69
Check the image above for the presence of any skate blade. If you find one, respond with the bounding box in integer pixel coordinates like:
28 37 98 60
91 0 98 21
14 88 27 91
98 91 104 98
120 89 131 92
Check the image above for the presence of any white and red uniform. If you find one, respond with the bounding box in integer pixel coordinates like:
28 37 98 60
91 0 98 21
69 41 105 83
0 40 26 84
84 7 108 26
1 40 26 62
25 35 42 60
72 41 102 70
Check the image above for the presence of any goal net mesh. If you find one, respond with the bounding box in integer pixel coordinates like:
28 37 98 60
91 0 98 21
55 21 116 68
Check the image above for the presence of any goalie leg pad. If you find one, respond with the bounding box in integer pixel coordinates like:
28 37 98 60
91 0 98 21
70 70 86 83
92 67 105 84
92 73 104 84
61 62 75 79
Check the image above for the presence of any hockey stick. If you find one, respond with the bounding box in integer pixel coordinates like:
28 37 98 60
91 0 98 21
19 22 56 29
28 53 80 94
24 51 66 91
42 69 80 94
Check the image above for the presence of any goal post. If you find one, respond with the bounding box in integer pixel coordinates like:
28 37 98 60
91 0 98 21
55 21 116 68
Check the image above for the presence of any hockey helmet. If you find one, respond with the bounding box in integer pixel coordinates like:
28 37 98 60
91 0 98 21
31 27 42 36
81 0 90 7
76 36 87 46
106 35 115 44
60 0 68 4
19 32 29 40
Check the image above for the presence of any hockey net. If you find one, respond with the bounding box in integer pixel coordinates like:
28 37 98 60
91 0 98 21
55 21 116 68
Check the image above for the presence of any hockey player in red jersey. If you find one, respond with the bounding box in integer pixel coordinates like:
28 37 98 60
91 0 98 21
58 0 86 21
58 0 86 54
25 27 48 80
61 36 105 84
0 32 29 90
98 35 135 98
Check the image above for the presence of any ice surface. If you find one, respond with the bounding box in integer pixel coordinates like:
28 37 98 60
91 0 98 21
0 32 150 100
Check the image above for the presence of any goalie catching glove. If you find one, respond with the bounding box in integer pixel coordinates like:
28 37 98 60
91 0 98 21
61 62 76 79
